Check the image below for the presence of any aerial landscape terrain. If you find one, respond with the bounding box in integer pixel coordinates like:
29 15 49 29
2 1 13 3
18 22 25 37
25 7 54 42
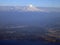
0 0 60 45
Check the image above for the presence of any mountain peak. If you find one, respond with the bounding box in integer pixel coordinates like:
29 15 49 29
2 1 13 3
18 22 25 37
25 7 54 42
21 5 44 12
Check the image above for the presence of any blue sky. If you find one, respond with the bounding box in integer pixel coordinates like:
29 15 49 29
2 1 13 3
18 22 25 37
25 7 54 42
0 0 60 7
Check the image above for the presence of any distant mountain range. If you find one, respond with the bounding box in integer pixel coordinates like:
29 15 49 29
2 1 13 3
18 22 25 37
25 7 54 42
0 6 60 12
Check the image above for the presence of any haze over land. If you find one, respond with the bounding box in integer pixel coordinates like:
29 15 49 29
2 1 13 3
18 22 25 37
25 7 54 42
0 6 60 41
0 0 60 45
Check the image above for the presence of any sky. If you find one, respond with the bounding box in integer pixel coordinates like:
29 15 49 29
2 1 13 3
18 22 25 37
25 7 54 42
0 0 60 7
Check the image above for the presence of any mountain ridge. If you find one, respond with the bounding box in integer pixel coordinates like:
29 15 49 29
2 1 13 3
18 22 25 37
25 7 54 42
0 6 60 12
